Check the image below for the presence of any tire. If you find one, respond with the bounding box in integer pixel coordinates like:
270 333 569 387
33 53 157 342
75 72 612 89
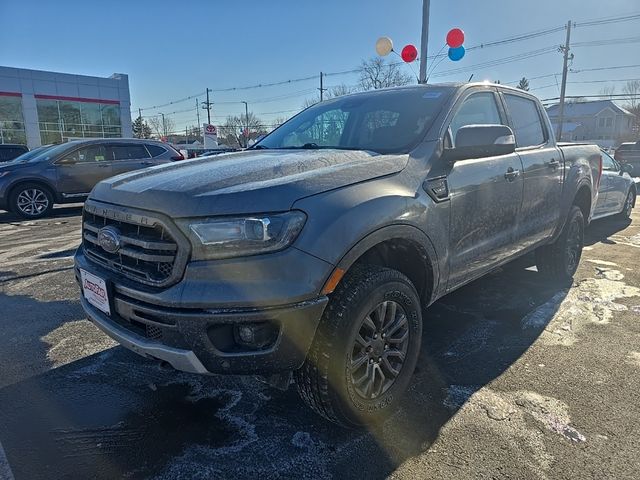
619 188 635 219
535 205 584 283
294 264 423 427
9 183 54 219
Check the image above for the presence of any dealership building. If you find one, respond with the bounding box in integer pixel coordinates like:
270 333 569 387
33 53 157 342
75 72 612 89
0 66 132 149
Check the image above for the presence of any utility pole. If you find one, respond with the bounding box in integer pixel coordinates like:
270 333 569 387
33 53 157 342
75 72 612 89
556 20 573 142
318 72 327 101
160 113 166 138
241 101 249 148
418 0 430 83
195 98 202 142
138 108 142 120
201 88 213 125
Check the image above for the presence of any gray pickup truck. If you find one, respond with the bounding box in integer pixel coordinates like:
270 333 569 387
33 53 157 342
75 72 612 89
75 83 602 427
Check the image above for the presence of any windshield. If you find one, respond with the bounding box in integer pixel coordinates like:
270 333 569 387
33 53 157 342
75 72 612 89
8 145 54 164
256 88 451 154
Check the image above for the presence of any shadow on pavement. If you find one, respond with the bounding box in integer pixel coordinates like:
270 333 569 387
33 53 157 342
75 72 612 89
0 205 83 224
0 265 567 479
585 216 632 246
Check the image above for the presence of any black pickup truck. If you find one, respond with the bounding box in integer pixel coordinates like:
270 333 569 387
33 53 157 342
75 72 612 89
75 83 602 426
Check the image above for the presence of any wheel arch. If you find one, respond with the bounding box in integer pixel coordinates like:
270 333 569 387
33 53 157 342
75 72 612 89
329 224 440 308
8 178 58 203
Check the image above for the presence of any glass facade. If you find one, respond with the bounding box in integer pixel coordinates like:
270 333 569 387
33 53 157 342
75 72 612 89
36 98 122 144
0 95 27 145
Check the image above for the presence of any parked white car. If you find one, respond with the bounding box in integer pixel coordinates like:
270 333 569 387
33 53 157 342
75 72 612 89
592 149 636 220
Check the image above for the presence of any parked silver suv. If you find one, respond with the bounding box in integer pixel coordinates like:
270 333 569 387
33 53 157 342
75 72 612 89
0 138 184 219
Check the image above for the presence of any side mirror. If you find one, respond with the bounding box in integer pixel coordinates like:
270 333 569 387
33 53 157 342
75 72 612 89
444 124 516 161
621 163 634 175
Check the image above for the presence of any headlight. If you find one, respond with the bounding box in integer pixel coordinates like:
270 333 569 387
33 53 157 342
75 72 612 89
182 211 306 260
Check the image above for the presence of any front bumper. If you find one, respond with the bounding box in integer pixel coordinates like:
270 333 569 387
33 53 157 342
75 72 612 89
75 249 330 374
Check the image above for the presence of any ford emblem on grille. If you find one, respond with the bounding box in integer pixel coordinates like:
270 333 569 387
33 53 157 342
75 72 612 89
97 226 122 254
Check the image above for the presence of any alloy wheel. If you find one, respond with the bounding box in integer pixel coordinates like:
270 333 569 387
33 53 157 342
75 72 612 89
349 300 410 399
16 188 49 216
565 217 583 274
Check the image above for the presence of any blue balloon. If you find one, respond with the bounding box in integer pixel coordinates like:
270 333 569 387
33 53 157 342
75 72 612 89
448 46 465 62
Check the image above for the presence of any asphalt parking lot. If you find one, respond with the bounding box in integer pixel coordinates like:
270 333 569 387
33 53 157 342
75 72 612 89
0 203 639 480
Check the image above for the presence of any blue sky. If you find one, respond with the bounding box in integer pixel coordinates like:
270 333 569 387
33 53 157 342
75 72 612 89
1 0 639 133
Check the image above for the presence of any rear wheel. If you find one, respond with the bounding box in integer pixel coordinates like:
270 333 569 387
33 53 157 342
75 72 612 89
619 189 635 219
535 205 584 282
10 183 54 219
295 264 422 427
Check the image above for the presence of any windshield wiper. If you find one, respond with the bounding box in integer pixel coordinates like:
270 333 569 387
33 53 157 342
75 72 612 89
250 144 269 150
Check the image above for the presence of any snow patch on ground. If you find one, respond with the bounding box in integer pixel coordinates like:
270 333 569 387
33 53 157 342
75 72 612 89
521 269 640 345
42 320 117 367
586 259 619 267
626 351 640 368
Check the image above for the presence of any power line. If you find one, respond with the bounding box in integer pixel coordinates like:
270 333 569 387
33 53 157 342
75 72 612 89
571 63 640 73
575 12 640 27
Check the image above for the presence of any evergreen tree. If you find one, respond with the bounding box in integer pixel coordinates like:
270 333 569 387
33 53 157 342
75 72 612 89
517 77 530 91
132 116 152 139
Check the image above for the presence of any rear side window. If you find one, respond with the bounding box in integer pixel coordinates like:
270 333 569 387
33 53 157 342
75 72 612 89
109 144 151 161
450 92 502 143
146 144 167 157
504 94 546 148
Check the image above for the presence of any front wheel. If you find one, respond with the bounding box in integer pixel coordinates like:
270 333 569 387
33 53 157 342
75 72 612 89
10 183 54 219
535 205 584 282
295 264 422 428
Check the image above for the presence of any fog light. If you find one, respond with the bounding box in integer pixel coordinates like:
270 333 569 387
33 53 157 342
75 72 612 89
233 322 279 350
237 325 255 344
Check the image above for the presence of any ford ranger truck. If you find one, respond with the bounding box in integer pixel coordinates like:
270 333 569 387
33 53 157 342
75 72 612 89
75 83 602 427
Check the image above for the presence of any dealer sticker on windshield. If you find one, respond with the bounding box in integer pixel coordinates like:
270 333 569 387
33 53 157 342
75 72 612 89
80 269 111 316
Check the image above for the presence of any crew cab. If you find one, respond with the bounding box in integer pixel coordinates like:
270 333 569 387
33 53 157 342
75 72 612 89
75 83 602 427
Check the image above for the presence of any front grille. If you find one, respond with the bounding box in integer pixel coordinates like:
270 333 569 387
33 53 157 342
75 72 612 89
82 202 186 287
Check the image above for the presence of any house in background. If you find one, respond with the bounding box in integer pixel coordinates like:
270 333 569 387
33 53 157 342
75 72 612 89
546 100 635 148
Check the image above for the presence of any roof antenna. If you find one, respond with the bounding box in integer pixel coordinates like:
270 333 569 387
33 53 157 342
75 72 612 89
468 74 474 82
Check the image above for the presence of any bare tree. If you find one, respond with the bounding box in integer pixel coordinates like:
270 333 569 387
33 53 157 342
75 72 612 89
301 83 358 109
598 85 616 99
623 80 640 110
622 80 640 134
358 57 411 91
148 115 175 138
271 116 290 129
218 112 266 148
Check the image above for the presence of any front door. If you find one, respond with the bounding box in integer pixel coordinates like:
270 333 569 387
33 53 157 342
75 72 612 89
446 90 525 289
501 92 562 248
55 144 111 196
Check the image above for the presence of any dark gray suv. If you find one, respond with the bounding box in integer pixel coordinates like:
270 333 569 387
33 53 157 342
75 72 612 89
0 138 183 219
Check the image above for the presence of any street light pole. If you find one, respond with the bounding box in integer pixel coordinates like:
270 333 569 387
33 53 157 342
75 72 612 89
241 101 249 148
418 0 430 84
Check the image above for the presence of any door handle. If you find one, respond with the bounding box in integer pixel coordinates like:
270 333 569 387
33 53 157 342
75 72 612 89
504 167 520 181
141 161 153 165
547 159 560 169
97 164 109 168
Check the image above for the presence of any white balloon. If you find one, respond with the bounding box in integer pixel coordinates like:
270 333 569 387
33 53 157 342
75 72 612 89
375 37 393 56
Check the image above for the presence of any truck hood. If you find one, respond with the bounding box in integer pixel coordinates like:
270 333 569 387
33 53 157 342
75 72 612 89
91 149 408 217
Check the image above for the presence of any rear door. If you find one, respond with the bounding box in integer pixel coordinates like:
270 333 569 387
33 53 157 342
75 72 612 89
108 143 154 176
600 151 626 214
446 89 525 289
501 91 562 248
55 144 111 196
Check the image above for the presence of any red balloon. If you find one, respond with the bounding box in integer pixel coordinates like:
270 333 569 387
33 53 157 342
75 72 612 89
446 28 465 48
401 44 418 63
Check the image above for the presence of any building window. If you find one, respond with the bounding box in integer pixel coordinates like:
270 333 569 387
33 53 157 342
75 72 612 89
605 117 613 127
36 99 121 144
0 95 27 145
